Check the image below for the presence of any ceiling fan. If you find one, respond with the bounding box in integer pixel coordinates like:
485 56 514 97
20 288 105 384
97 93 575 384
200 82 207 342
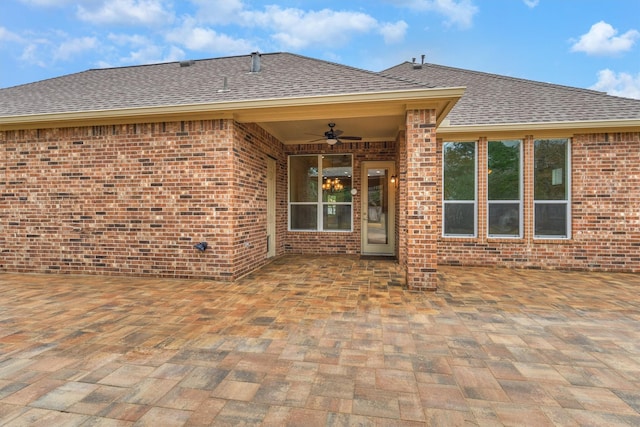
311 123 362 145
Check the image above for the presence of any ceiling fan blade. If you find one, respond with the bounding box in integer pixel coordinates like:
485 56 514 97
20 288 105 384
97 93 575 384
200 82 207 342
306 123 362 144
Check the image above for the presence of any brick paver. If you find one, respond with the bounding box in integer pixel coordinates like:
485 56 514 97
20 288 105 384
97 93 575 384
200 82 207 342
1 255 639 425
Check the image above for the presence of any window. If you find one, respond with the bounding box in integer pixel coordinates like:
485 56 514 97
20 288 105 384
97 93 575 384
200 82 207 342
488 140 522 237
289 154 352 231
534 138 570 238
443 142 476 236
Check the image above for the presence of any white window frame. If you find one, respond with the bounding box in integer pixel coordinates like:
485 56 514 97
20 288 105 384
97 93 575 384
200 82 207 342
487 140 523 239
442 141 477 238
288 154 353 232
534 138 571 239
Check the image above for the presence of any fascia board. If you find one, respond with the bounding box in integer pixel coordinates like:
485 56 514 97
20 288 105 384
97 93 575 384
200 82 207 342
0 87 465 131
437 119 640 139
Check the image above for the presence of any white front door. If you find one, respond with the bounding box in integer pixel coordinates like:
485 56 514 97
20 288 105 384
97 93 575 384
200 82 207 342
361 161 396 255
266 157 276 258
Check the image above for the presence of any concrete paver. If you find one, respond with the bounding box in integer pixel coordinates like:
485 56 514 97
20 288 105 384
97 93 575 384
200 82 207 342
1 254 639 425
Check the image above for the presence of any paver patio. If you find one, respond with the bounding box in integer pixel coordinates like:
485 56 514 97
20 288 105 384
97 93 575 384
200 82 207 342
0 254 639 426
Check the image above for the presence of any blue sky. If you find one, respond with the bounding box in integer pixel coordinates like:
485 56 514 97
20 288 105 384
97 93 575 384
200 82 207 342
1 0 639 98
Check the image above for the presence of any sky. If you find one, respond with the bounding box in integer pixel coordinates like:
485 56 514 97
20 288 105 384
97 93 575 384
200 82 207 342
0 0 639 99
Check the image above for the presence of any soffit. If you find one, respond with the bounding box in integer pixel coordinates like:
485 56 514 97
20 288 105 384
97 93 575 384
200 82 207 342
0 88 464 144
437 118 640 141
0 51 463 142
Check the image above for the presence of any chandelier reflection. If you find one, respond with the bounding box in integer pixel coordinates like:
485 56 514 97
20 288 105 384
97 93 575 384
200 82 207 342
322 177 344 192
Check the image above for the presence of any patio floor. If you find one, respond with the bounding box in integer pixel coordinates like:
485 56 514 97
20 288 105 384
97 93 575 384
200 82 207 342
0 254 639 426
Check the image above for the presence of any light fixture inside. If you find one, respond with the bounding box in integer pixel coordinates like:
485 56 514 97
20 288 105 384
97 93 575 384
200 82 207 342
322 177 344 192
326 138 338 145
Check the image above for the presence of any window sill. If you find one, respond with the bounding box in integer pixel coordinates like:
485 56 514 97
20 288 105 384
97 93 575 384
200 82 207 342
533 237 571 243
486 238 524 244
288 230 354 233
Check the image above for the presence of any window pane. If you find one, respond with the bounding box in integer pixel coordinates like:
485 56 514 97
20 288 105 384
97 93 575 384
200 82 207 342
444 142 475 200
322 155 352 202
444 203 475 235
289 154 353 232
290 156 318 203
535 139 568 200
488 140 521 200
290 205 317 230
323 205 351 231
535 203 567 237
488 203 520 236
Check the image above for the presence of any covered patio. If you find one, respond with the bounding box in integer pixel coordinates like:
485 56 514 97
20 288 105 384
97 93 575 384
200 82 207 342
0 256 639 425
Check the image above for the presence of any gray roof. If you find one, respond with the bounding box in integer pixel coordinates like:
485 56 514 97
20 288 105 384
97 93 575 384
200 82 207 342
0 53 424 117
3 52 640 128
382 62 640 126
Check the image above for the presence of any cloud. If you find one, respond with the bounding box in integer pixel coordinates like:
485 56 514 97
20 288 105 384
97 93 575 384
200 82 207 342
14 31 99 68
101 33 185 66
166 18 255 54
53 36 98 61
18 0 78 5
107 33 150 46
523 0 539 8
0 27 24 44
96 44 186 68
190 0 245 25
590 69 640 100
387 0 478 28
190 2 406 48
76 0 175 27
20 43 48 67
379 21 409 44
116 44 184 65
244 6 378 49
571 21 640 56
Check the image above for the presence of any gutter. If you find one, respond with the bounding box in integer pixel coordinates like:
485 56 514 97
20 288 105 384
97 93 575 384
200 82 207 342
437 118 640 137
0 87 466 131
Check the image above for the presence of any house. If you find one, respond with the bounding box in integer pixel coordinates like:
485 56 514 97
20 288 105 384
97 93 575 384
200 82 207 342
383 60 640 274
1 52 640 290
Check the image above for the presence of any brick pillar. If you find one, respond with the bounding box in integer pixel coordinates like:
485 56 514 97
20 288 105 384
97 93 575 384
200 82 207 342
405 109 439 290
396 131 407 269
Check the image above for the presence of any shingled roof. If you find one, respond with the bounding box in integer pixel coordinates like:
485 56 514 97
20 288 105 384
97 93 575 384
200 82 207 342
382 62 640 127
3 52 640 130
0 52 426 118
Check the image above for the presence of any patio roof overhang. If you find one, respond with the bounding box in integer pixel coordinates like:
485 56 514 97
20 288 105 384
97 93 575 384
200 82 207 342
0 87 465 145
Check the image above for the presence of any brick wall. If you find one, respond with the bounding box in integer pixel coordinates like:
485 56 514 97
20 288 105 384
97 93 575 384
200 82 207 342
396 130 407 269
230 122 285 278
438 132 640 272
4 119 636 282
0 119 283 280
283 141 396 254
405 110 439 290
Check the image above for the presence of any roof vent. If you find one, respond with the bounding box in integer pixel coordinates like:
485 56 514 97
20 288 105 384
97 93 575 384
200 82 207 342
217 76 230 93
180 60 195 67
250 52 261 73
412 54 425 69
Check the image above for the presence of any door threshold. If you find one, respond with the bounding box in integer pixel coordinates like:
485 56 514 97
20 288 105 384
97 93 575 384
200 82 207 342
360 255 397 260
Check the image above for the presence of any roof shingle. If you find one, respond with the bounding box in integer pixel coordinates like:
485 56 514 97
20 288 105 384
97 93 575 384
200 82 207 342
382 62 640 126
0 53 426 117
3 52 640 128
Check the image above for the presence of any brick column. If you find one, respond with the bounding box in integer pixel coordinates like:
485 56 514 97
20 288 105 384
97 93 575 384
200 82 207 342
405 109 439 290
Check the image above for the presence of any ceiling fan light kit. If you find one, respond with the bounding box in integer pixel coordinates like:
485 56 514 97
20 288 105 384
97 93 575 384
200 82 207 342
312 122 362 145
